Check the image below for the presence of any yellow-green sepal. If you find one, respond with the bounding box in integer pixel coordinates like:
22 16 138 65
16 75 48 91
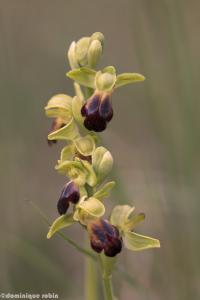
93 181 116 200
124 231 160 251
74 135 96 157
48 118 79 141
73 196 105 225
47 213 75 239
59 144 75 163
110 205 135 232
124 213 145 231
78 158 97 187
45 94 73 123
55 160 87 186
67 67 96 88
115 73 145 88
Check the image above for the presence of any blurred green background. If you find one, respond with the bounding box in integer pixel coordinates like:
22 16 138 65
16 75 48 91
1 0 200 299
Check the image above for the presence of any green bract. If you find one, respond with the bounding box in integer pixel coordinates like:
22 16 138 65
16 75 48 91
110 205 160 251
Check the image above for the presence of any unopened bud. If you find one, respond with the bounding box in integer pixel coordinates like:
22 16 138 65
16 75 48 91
88 40 103 68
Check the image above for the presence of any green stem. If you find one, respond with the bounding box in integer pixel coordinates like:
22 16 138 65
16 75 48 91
84 233 99 300
99 255 116 300
102 274 115 300
85 253 99 300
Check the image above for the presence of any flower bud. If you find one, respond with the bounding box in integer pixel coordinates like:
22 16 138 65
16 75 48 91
68 41 79 70
92 147 113 182
67 33 104 69
90 32 104 46
88 40 103 69
57 181 80 215
81 92 113 132
87 219 122 257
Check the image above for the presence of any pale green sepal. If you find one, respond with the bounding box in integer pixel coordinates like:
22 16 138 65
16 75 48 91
59 145 75 162
72 96 85 124
78 159 97 187
95 70 116 92
110 205 135 231
125 213 145 231
67 41 79 69
47 213 75 239
74 135 96 156
88 40 102 68
67 67 96 88
74 197 105 225
45 94 72 122
124 231 160 251
55 160 87 186
92 146 113 182
93 181 116 200
115 73 145 88
48 118 79 141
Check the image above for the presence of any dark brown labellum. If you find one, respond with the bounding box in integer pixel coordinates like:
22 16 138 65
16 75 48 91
81 92 113 132
88 219 122 257
57 181 80 215
57 197 69 215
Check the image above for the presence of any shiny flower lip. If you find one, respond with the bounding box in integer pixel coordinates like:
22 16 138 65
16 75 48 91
88 219 122 257
81 92 113 132
57 181 80 215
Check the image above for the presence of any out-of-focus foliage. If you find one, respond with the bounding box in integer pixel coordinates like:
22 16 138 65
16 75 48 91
1 0 200 299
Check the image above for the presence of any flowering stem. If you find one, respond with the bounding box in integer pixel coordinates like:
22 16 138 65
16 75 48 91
99 255 116 300
84 185 99 300
102 274 115 300
85 251 99 300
